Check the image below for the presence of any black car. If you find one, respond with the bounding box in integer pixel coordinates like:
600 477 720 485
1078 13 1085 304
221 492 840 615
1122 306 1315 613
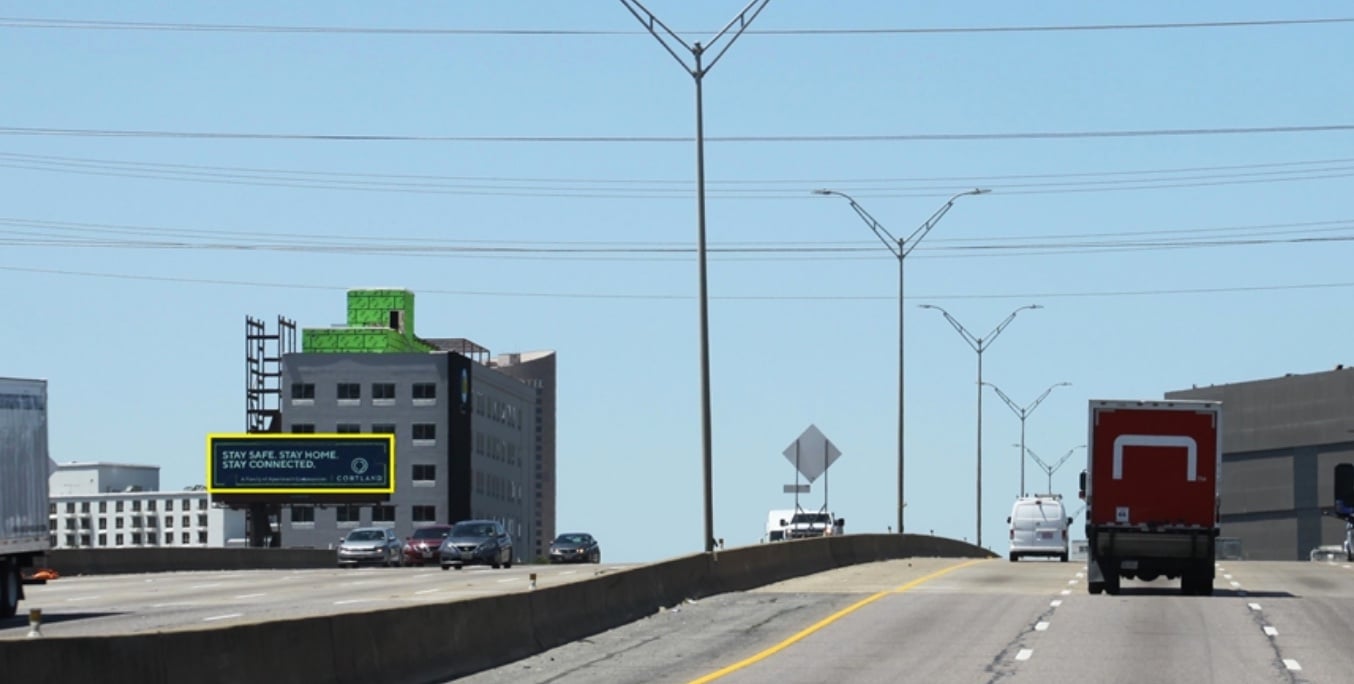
549 532 601 564
439 520 514 570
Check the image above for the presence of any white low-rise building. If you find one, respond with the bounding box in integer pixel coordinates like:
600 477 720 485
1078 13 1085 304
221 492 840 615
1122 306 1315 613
47 462 245 549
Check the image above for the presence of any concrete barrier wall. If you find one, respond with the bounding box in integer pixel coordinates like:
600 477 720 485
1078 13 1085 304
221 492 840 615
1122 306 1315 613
1 534 995 683
47 547 337 575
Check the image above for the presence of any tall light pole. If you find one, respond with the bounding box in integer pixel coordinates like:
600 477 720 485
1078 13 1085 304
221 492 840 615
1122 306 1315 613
812 188 989 535
984 381 1071 497
919 303 1041 548
1025 444 1087 495
620 0 771 553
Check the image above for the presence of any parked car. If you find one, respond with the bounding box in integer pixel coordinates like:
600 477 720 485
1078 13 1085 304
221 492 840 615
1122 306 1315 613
439 520 513 570
402 524 454 566
549 532 601 564
337 526 402 567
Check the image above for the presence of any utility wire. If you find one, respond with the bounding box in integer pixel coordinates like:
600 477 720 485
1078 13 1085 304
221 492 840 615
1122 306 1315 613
3 124 1353 143
4 151 1354 198
1 16 1349 35
2 263 1351 302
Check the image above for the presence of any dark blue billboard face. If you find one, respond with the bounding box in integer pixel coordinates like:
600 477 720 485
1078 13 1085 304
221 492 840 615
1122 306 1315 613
207 435 395 494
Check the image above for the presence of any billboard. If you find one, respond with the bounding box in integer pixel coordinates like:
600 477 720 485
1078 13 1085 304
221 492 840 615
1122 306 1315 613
206 433 395 495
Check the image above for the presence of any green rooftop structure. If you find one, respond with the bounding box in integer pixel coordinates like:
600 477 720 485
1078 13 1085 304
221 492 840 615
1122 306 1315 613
302 288 437 354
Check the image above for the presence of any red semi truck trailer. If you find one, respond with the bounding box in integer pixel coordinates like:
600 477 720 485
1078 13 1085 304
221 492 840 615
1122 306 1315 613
1080 399 1222 596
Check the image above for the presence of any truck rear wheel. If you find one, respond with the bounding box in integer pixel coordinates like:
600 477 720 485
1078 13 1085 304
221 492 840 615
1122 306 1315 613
0 563 19 619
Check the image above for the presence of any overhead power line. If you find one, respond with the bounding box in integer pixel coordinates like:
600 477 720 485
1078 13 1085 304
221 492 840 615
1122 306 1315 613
3 124 1353 143
2 263 1352 302
1 16 1349 35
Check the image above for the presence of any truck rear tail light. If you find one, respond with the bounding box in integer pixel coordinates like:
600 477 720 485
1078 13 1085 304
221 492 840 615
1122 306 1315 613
1062 529 1068 540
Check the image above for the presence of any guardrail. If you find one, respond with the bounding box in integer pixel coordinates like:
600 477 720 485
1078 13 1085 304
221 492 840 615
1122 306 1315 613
0 534 993 683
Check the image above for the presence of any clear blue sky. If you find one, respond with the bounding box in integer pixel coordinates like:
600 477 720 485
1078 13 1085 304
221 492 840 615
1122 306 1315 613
3 2 1351 562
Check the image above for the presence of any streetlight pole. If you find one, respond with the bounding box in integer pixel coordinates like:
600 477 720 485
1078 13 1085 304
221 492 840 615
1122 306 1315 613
812 188 989 535
620 0 771 554
919 303 1041 548
1025 444 1088 495
984 381 1071 497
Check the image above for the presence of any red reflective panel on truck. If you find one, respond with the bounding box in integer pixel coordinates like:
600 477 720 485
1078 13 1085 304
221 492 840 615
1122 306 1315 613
1090 408 1219 528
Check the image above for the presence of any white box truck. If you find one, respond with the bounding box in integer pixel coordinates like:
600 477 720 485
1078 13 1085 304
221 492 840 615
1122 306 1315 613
1 377 49 618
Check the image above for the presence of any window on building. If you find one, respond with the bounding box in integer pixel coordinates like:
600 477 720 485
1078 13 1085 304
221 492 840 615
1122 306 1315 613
371 505 395 523
64 534 76 547
131 533 143 545
336 423 361 434
291 506 315 523
164 533 172 545
98 534 107 546
80 518 91 530
147 517 157 528
48 503 55 515
81 501 91 513
148 500 156 512
165 516 174 528
132 516 143 528
98 519 107 530
116 518 125 529
181 515 190 527
116 534 125 546
181 499 190 511
412 464 436 482
412 505 436 522
291 383 316 400
132 501 141 512
198 514 207 527
291 423 316 434
413 424 436 441
116 501 124 513
181 532 191 545
372 383 396 400
48 519 56 532
65 502 75 514
64 518 75 530
336 505 360 524
199 500 207 511
371 423 396 434
99 501 107 513
413 383 436 400
198 531 207 544
164 500 174 512
338 383 361 400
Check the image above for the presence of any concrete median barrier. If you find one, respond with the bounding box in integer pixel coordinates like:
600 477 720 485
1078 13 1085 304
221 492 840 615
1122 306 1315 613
3 534 995 683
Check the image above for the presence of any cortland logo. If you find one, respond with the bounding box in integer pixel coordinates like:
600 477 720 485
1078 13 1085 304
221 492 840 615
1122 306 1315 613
351 457 369 476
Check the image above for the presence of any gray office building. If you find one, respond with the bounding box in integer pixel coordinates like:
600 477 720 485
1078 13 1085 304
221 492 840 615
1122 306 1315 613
1166 367 1354 560
269 289 556 562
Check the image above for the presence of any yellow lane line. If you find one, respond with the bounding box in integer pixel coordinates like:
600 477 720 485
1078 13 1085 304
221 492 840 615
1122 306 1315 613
687 558 989 684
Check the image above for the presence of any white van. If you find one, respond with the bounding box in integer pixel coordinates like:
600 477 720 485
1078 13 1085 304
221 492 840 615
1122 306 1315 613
764 509 796 542
1007 495 1071 562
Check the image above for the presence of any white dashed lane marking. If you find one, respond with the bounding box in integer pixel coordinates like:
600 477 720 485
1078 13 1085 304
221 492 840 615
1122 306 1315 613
1248 603 1262 611
1050 600 1062 607
203 613 241 622
1060 590 1071 595
1263 626 1278 637
1283 659 1302 671
1015 649 1034 661
1229 581 1241 588
1035 621 1050 632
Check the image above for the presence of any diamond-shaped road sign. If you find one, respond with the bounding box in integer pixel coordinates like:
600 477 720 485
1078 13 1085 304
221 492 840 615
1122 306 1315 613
782 424 841 483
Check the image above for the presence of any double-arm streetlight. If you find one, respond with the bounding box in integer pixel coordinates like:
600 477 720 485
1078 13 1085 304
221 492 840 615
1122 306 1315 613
620 0 771 553
985 381 1071 497
919 303 1041 548
813 188 989 534
1024 444 1087 495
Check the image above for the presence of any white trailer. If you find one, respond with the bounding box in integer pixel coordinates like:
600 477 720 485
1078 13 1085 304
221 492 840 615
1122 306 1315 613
1 377 49 617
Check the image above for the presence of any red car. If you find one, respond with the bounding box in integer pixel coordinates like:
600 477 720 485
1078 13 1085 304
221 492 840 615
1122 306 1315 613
402 524 454 566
